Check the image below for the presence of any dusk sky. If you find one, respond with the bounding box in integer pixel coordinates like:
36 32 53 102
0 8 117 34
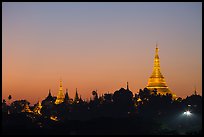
2 2 202 105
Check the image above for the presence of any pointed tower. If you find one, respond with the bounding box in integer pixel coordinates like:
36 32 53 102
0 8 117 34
74 88 79 103
127 82 129 91
48 89 52 96
146 44 175 97
79 95 83 103
64 88 69 104
55 80 65 104
65 88 69 100
194 85 197 95
45 89 53 100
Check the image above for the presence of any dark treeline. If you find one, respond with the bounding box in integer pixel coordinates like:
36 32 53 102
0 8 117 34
2 87 202 135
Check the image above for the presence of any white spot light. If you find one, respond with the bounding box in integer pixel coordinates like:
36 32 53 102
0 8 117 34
183 110 192 116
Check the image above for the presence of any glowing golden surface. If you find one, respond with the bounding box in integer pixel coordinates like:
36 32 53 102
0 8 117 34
147 45 176 97
33 101 42 115
22 103 32 113
55 80 65 104
50 116 58 121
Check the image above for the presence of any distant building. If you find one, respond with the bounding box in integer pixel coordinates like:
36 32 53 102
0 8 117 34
64 88 69 103
74 88 79 103
146 44 176 98
42 89 54 106
55 80 65 104
33 101 42 115
22 103 32 113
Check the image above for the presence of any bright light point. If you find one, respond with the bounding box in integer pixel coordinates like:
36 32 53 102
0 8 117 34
183 110 192 116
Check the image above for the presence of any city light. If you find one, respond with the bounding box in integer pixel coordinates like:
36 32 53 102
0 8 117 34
183 110 192 116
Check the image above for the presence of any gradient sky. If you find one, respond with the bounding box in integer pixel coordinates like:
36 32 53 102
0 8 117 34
2 2 202 105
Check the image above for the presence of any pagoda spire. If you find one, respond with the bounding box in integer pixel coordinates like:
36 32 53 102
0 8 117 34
48 89 52 96
45 89 53 101
127 82 129 91
147 44 175 97
55 80 65 104
74 88 79 103
79 95 83 102
153 44 163 78
194 85 197 95
65 88 69 100
60 80 62 90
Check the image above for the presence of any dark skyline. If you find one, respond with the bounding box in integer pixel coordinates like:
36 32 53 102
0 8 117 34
2 86 202 135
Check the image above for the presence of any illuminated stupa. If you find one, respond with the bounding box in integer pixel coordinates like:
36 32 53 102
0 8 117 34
55 80 65 104
146 44 176 97
22 103 32 113
33 101 42 115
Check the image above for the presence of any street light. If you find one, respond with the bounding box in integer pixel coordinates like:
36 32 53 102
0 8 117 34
183 110 192 116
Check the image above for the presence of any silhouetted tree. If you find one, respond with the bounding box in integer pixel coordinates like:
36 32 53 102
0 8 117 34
8 95 12 105
2 86 202 135
152 88 158 95
92 90 98 100
183 94 202 114
9 100 30 114
2 99 8 115
139 88 151 103
112 88 134 116
103 93 113 104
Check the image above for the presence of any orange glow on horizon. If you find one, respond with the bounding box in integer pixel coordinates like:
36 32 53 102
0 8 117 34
2 2 202 105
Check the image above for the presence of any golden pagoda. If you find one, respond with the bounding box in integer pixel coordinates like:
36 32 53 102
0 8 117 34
33 101 42 115
22 103 32 113
55 80 65 104
147 44 176 97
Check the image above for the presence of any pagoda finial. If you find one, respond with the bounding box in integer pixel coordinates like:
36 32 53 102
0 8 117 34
65 88 68 95
155 42 159 54
74 88 79 103
194 85 197 95
65 89 69 101
127 82 129 90
48 89 52 96
60 80 62 87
